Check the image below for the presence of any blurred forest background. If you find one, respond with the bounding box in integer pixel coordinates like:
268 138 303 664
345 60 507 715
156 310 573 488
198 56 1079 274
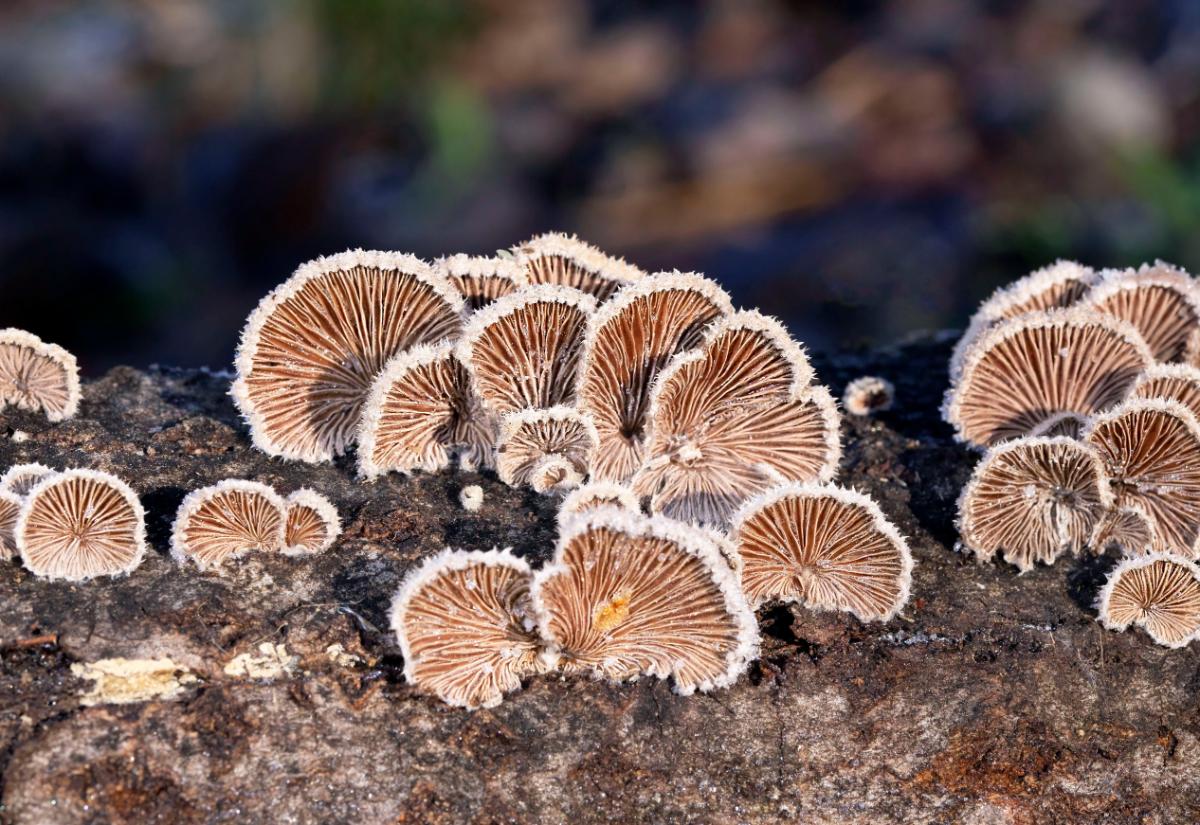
1 0 1198 372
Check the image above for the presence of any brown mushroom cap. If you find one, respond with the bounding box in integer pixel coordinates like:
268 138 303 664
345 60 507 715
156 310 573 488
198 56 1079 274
457 285 597 415
391 548 544 709
232 250 463 463
170 480 287 571
17 469 146 581
282 489 340 555
495 407 598 494
0 489 22 561
1097 553 1200 647
357 342 498 479
577 272 733 483
1128 363 1200 421
943 308 1154 449
435 254 528 311
557 481 641 527
511 232 644 302
1082 263 1200 363
631 311 840 527
0 328 81 422
1093 505 1158 556
0 463 56 498
957 436 1112 572
950 261 1096 381
731 482 913 621
1084 398 1200 555
531 507 758 694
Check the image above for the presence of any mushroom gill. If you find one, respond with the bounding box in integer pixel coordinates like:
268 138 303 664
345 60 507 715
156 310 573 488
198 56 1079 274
495 407 598 495
435 253 528 311
170 480 286 571
282 489 340 555
511 232 644 302
0 328 81 422
1097 553 1200 648
1082 262 1200 363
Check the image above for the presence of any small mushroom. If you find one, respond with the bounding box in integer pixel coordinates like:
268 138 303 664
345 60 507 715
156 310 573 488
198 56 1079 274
0 462 56 497
495 407 598 494
1081 262 1200 363
0 490 21 561
531 506 758 695
511 232 644 302
730 482 913 621
1128 363 1200 421
950 260 1096 381
390 548 544 709
1084 398 1200 555
957 436 1112 572
577 271 733 482
1096 553 1200 647
282 489 340 556
557 481 641 526
842 376 895 417
1093 505 1158 556
17 469 146 581
943 308 1153 448
459 485 484 512
631 311 840 527
457 284 597 414
232 249 464 463
170 480 287 571
435 253 528 311
357 342 498 479
0 328 81 422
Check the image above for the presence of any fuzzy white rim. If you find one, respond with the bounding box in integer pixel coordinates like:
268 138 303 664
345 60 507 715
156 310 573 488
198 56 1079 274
511 232 645 286
797 384 842 484
0 488 24 561
1082 396 1200 446
1129 362 1200 399
955 436 1113 573
529 454 583 494
1095 551 1200 648
496 405 600 446
230 249 463 462
281 488 341 556
434 253 527 286
532 505 759 695
949 260 1096 381
556 481 642 527
1084 260 1199 309
943 307 1155 449
0 462 58 497
0 328 82 422
389 547 535 707
842 375 895 416
169 478 287 570
16 468 147 582
356 340 459 480
729 480 914 621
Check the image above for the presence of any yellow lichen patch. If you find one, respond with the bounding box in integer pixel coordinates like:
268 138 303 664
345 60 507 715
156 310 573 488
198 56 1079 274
223 642 297 680
70 657 198 706
593 593 632 633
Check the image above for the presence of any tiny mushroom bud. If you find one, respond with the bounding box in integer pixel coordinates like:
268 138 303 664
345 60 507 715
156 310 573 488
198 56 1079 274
1081 262 1200 363
531 507 759 694
511 232 644 302
17 469 147 581
0 328 81 422
459 484 484 512
0 489 21 561
0 462 56 497
731 482 913 621
282 489 340 556
1128 363 1200 421
495 407 598 495
357 342 498 479
578 272 733 483
943 308 1153 449
957 437 1112 572
232 250 463 463
391 548 544 709
557 481 641 526
1096 553 1200 647
842 375 895 417
170 480 287 571
435 253 528 311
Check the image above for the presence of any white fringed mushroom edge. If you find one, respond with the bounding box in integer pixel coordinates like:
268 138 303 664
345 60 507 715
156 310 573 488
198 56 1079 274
169 478 287 571
1095 552 1200 649
0 328 82 422
282 488 341 556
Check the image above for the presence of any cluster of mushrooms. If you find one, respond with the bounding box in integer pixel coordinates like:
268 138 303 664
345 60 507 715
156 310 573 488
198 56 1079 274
946 260 1200 648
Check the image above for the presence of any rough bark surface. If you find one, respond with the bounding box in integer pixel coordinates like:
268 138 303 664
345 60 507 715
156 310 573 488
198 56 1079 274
1 336 1197 825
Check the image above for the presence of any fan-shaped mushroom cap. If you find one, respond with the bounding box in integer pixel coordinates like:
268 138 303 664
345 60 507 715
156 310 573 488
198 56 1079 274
949 261 1096 381
357 342 498 479
531 507 758 694
16 469 146 581
231 250 463 463
1084 398 1200 555
0 329 81 422
435 254 528 311
391 548 543 709
1096 553 1200 647
170 480 287 571
282 489 340 556
631 311 840 527
511 232 644 302
731 482 913 621
1094 505 1158 556
1082 262 1200 363
557 482 641 526
495 407 598 494
842 375 895 416
0 489 21 561
457 285 597 415
0 463 56 497
577 272 734 483
957 437 1112 572
1028 412 1087 439
1128 363 1200 421
943 308 1154 449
